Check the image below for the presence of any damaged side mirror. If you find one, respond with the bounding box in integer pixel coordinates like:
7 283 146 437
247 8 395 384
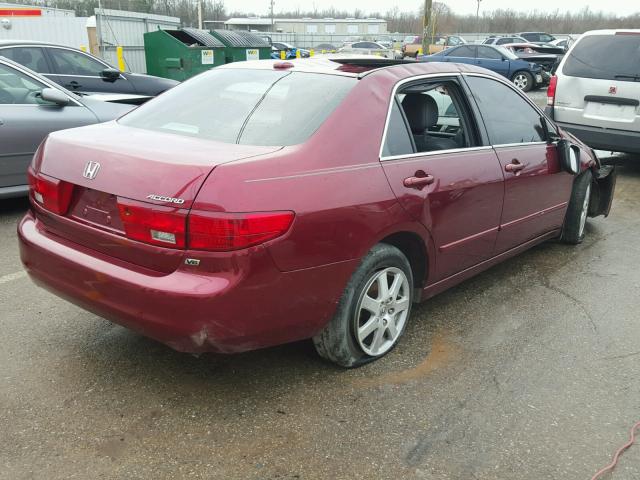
557 139 581 175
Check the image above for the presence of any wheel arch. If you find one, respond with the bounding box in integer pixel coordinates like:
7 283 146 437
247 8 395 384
377 230 432 292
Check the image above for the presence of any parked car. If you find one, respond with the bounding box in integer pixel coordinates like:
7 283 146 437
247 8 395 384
0 56 134 199
270 42 310 59
546 29 640 155
0 41 177 100
315 43 337 52
403 35 466 58
550 38 573 51
419 44 545 92
517 32 557 45
339 41 397 59
18 57 616 367
483 35 529 45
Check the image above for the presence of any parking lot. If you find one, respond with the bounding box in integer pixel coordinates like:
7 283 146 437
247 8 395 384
2 83 640 480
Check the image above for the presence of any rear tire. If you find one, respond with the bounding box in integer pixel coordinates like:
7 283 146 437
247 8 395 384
512 71 534 92
313 243 414 368
561 170 593 244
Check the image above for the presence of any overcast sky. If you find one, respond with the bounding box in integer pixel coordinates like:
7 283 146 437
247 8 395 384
229 0 640 16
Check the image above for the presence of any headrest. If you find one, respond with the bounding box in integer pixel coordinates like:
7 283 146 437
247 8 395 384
402 93 439 133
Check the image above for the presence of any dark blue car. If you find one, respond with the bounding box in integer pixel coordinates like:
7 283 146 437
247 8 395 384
418 44 545 92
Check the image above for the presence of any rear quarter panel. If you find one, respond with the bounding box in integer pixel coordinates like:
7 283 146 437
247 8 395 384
192 69 437 274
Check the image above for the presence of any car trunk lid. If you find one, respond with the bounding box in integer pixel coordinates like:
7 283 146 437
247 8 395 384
34 122 281 273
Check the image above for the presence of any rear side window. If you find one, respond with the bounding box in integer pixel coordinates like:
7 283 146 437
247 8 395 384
382 100 414 157
465 76 546 145
0 47 50 73
563 34 640 81
119 69 355 146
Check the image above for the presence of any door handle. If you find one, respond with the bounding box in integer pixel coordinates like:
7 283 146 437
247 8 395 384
505 159 525 175
404 171 435 189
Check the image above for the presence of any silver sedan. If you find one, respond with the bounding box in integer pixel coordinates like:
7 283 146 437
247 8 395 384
0 57 134 199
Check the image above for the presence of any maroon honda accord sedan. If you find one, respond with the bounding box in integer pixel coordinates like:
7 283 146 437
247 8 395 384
18 57 616 367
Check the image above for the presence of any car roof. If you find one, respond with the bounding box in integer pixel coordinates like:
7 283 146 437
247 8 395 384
0 40 77 49
220 55 502 80
580 29 640 37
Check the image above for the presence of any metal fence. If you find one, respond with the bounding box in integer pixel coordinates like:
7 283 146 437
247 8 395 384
95 8 179 73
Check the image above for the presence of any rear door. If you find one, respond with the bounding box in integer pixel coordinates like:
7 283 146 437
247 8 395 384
464 74 574 253
554 32 640 134
380 77 505 281
0 61 95 188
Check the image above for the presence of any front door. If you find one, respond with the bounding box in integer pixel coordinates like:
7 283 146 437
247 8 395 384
0 62 95 188
44 47 134 95
380 78 505 281
464 75 574 253
475 46 510 77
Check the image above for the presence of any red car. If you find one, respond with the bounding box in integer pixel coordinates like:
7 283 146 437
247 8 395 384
18 58 616 367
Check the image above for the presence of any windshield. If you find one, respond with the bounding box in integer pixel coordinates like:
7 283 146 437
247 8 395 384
563 34 640 81
495 46 518 60
119 69 356 146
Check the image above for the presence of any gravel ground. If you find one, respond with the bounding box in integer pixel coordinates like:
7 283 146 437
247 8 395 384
1 91 639 479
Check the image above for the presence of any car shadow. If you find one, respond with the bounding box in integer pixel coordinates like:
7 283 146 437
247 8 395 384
0 196 29 215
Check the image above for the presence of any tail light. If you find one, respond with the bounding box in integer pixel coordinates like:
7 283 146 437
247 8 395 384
547 75 558 106
188 211 294 251
115 200 294 252
28 167 74 215
117 198 187 248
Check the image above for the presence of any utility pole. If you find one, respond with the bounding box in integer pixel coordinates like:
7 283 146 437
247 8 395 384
270 0 275 30
197 0 203 29
421 0 432 55
476 0 482 33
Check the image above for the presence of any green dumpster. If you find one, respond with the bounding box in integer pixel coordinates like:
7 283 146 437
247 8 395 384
144 27 226 81
209 30 272 63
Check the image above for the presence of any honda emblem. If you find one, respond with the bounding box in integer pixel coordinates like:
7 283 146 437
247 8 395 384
83 161 100 180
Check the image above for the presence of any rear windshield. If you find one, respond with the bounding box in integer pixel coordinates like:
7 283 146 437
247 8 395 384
563 34 640 81
119 69 355 146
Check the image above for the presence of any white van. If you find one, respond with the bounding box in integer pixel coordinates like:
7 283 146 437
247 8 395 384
546 30 640 154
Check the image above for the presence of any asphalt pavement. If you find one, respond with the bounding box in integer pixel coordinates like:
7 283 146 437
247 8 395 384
2 96 640 478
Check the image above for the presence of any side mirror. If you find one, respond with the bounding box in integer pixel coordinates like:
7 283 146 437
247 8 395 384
39 88 70 106
557 139 580 175
100 68 121 82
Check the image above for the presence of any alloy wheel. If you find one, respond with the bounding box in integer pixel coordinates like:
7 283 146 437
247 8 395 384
513 74 529 90
354 267 411 357
579 182 592 237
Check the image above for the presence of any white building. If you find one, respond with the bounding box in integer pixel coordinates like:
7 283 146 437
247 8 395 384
224 17 388 36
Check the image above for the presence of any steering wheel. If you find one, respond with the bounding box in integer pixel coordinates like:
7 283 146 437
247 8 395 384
0 88 15 104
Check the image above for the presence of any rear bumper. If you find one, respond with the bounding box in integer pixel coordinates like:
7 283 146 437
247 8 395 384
18 211 356 354
553 119 640 155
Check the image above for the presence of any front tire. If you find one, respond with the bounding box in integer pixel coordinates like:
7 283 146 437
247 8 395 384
313 243 414 368
512 71 534 92
561 170 593 244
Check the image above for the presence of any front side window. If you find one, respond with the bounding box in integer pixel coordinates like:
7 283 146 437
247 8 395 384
563 34 640 82
120 69 355 147
49 48 107 76
0 62 48 104
447 45 475 57
0 47 50 73
465 76 545 145
477 46 503 59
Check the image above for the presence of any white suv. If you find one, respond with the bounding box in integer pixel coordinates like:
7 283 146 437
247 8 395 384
546 30 640 155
